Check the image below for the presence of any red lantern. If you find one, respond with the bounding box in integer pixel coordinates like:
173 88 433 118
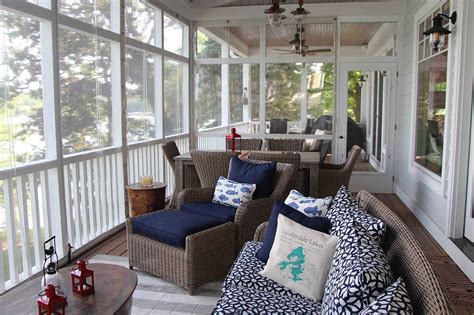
226 128 241 153
37 284 66 315
71 260 95 296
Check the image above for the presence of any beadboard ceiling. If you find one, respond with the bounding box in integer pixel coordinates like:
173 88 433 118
188 0 404 8
226 22 385 47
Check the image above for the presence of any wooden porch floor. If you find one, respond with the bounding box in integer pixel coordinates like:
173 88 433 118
80 193 474 314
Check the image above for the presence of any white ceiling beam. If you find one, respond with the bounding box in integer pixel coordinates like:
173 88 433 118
158 1 406 22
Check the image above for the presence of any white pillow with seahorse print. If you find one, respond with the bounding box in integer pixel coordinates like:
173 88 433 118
212 176 256 208
259 214 338 301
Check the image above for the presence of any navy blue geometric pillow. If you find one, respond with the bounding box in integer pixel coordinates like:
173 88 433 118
360 277 413 314
322 219 393 314
256 200 331 263
327 186 385 244
229 156 277 199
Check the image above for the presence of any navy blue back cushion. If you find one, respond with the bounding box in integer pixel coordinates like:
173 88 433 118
256 200 332 262
228 156 277 199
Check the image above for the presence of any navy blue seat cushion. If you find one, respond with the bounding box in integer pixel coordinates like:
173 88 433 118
228 156 277 199
256 201 332 263
180 202 237 222
132 210 225 248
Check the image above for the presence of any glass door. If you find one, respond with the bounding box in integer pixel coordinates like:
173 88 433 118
335 62 397 192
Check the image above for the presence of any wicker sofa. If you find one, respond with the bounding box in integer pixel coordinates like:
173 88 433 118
214 191 453 314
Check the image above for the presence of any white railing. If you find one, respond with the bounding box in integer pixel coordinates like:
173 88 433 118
0 164 60 291
0 135 190 292
63 148 126 250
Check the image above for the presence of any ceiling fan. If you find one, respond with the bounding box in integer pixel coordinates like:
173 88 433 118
272 27 331 57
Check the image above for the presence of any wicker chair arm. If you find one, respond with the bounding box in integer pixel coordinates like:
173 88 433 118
177 188 214 208
254 221 269 242
186 222 235 253
234 197 275 246
126 217 134 234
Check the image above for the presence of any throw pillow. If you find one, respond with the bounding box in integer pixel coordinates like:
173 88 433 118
327 186 386 244
309 129 331 152
322 219 393 314
228 156 277 199
260 214 339 301
360 277 413 314
256 200 332 263
284 189 333 217
212 176 256 208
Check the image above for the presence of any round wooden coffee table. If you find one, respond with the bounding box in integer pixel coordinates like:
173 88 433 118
0 263 137 315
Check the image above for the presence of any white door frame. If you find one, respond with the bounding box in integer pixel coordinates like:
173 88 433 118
335 62 398 193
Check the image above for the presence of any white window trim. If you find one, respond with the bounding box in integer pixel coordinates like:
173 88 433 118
408 0 454 196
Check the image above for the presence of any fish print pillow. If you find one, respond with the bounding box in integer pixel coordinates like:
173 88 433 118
284 190 333 217
212 176 257 208
260 214 338 301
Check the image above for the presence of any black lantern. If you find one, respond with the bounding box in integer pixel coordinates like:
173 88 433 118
423 11 457 52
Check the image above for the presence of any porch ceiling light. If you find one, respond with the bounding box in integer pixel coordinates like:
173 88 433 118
291 0 310 23
264 0 286 27
423 11 457 52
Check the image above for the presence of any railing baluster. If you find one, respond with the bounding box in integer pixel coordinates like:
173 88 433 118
111 154 117 225
93 157 102 233
116 153 126 222
99 155 108 232
63 165 75 247
86 160 96 238
16 176 32 278
71 162 82 247
0 205 5 290
79 161 89 243
105 155 114 229
39 170 51 240
4 179 18 283
28 173 42 272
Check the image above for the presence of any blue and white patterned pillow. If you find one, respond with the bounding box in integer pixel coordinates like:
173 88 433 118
360 277 413 314
284 189 333 217
327 186 385 244
322 219 393 314
212 176 256 208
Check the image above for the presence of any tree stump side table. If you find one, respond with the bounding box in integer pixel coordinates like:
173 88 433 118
126 182 167 217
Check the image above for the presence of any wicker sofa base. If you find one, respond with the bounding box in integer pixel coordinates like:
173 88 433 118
127 220 236 295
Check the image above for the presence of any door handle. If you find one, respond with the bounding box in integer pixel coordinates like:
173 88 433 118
339 136 345 139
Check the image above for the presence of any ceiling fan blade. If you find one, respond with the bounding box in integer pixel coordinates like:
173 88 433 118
281 52 295 55
306 49 332 53
273 48 294 52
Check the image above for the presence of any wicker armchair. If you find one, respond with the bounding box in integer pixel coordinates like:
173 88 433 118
318 145 361 197
177 150 297 252
265 138 305 151
240 138 263 151
253 191 454 314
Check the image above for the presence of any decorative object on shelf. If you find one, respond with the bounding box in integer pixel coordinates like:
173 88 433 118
291 0 310 23
37 284 67 315
264 0 286 27
71 260 95 296
226 128 241 153
140 175 153 187
423 11 457 52
41 236 65 296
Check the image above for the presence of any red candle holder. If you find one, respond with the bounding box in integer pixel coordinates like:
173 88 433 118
71 260 95 296
37 284 66 315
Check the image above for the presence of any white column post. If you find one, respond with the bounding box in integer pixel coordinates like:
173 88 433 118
243 63 250 123
221 43 229 128
301 64 308 130
259 24 266 138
